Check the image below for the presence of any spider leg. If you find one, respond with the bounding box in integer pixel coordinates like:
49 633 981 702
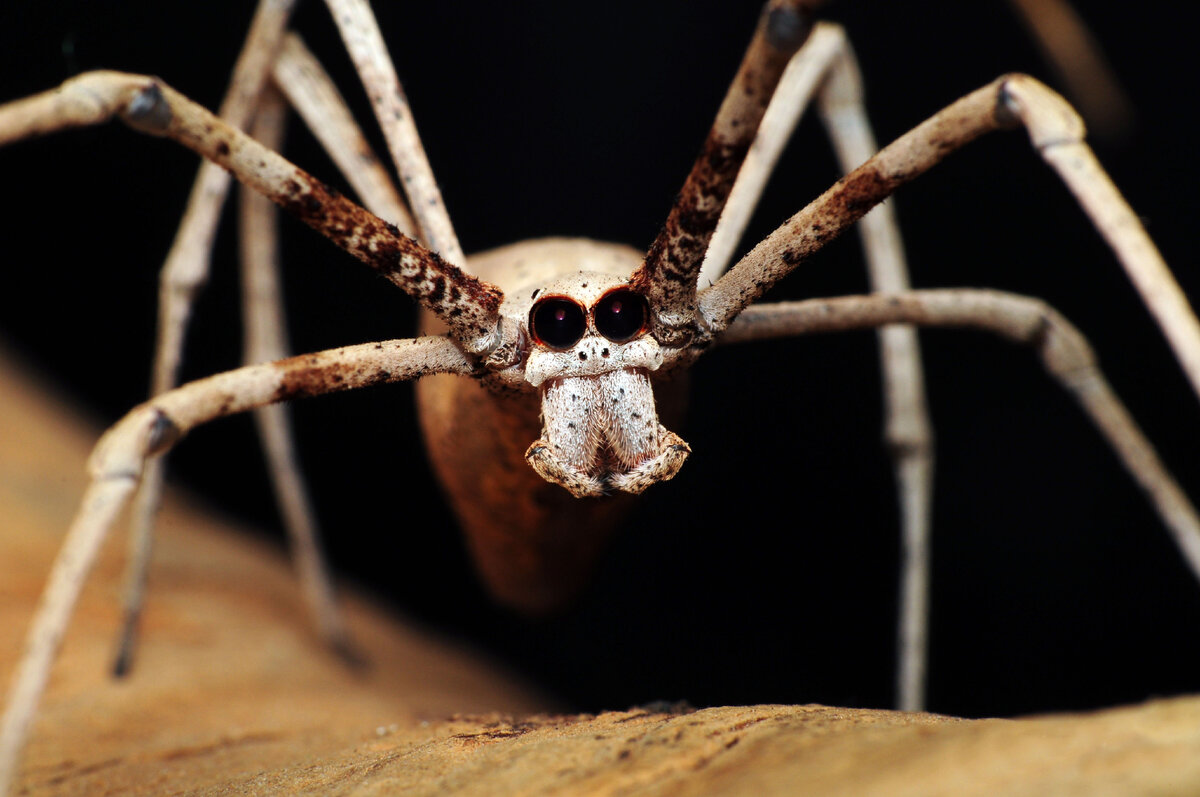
0 476 137 797
0 59 501 689
697 75 1200 414
234 32 442 653
719 290 1200 581
238 86 357 663
142 0 296 414
271 34 414 234
630 0 819 347
117 22 424 676
815 29 933 714
216 32 421 668
702 23 850 284
254 32 468 661
701 22 936 711
322 0 466 279
0 336 473 794
0 72 502 338
114 0 298 677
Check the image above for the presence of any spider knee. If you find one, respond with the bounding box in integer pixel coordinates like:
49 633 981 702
996 74 1087 151
145 410 181 457
765 3 814 51
121 81 172 135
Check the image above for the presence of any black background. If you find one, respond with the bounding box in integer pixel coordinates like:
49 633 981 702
1 2 1198 719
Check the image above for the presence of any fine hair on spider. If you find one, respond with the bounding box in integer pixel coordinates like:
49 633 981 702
1 1 1199 792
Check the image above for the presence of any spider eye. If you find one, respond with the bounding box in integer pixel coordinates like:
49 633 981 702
530 297 586 349
593 289 648 342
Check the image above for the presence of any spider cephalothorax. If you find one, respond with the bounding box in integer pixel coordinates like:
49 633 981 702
517 272 690 497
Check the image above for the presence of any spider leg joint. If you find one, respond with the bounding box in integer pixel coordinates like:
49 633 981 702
998 74 1086 151
120 81 172 136
765 1 815 51
145 409 183 457
86 405 180 481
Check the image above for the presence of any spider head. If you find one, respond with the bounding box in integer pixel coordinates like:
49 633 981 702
514 270 690 497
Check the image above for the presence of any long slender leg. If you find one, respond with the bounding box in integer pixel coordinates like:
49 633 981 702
701 23 841 284
698 75 1200 415
239 84 356 660
700 23 936 709
814 33 933 713
692 75 1200 698
254 31 444 658
0 335 473 795
0 62 504 790
111 439 164 677
718 290 1200 580
0 478 138 797
119 21 426 674
630 0 817 347
323 0 566 360
271 34 414 235
0 337 471 793
0 72 502 342
145 0 297 410
114 0 297 676
321 0 465 267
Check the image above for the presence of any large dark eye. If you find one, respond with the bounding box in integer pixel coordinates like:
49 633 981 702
530 297 586 349
593 289 648 342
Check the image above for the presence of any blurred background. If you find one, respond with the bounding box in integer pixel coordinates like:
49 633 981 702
0 1 1197 719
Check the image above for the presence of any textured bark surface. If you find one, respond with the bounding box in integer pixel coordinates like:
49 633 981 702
2 342 1199 795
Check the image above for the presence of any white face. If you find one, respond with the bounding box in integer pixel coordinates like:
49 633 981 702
521 272 663 387
512 271 690 497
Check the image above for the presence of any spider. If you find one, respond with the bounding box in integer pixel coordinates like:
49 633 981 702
1 1 1199 790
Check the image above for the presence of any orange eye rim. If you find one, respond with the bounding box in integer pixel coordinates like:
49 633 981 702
529 294 588 350
592 287 649 343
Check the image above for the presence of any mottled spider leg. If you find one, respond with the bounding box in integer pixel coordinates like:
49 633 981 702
249 32 419 659
0 73 501 352
271 33 414 234
630 0 819 348
720 290 1200 578
699 23 935 710
693 75 1200 668
0 337 472 796
321 1 465 281
234 30 420 659
237 85 356 661
321 0 531 359
701 23 842 284
122 28 423 673
114 0 298 677
0 67 500 793
699 75 1200 414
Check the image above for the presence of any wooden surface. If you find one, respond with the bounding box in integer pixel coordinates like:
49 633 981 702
3 342 1199 795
